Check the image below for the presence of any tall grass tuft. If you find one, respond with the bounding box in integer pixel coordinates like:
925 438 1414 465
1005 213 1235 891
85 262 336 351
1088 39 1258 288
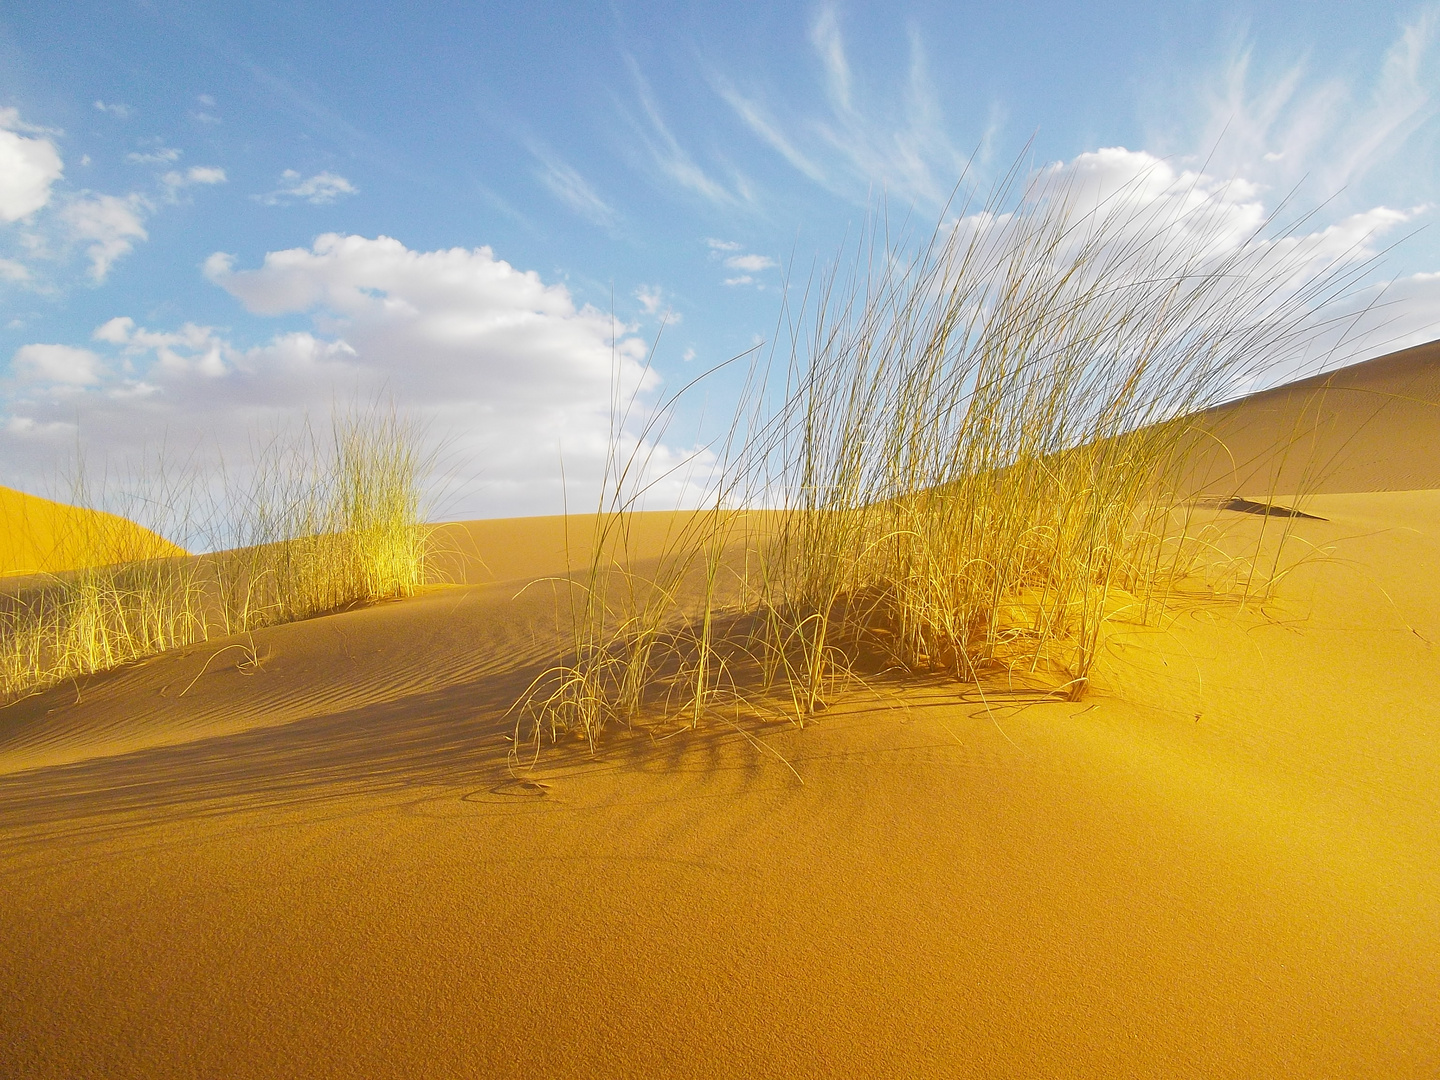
0 405 432 701
519 158 1376 749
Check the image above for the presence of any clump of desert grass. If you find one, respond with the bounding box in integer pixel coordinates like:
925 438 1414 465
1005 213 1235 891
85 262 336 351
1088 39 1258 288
0 406 431 701
516 158 1375 756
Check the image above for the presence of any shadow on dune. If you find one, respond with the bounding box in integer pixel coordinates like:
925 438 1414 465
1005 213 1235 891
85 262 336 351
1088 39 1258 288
0 601 808 855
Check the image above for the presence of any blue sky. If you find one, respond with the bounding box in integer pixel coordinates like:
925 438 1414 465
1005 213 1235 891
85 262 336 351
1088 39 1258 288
2 0 1439 517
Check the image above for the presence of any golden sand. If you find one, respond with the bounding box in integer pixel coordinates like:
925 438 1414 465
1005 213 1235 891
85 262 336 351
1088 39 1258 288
1 345 1438 1077
0 484 185 578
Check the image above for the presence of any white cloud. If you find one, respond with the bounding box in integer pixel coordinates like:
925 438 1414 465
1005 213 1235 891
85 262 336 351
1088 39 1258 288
529 144 616 227
633 284 681 324
127 146 181 164
706 238 742 251
59 193 149 282
935 146 1437 386
93 100 131 119
0 108 61 136
1153 9 1440 213
161 165 227 199
10 343 105 386
0 112 64 221
724 253 776 272
1 235 713 518
92 316 134 344
637 286 664 314
723 275 754 287
256 169 357 206
0 258 30 283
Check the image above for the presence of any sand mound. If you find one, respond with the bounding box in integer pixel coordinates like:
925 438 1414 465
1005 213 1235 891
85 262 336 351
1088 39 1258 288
2 343 1439 1076
1 490 1437 1077
0 485 185 579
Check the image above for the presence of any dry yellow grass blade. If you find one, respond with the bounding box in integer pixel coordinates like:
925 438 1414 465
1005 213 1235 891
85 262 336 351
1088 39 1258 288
1 405 433 702
519 156 1378 747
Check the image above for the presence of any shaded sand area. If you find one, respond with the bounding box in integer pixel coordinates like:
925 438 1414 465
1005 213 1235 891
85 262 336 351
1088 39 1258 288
3 351 1440 1077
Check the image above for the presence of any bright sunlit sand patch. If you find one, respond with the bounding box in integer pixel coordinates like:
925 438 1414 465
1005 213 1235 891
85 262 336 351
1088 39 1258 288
0 485 185 578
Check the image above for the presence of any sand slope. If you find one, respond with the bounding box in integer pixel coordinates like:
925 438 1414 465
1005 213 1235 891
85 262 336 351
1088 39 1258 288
0 485 185 578
1 491 1437 1077
2 344 1440 1077
1184 338 1440 496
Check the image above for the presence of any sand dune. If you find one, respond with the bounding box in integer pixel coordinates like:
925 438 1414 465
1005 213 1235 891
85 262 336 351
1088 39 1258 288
2 344 1440 1077
0 485 185 579
1184 337 1440 497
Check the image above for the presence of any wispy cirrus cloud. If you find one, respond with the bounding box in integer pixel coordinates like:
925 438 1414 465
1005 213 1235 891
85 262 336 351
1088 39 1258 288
126 146 180 165
1151 6 1440 208
622 56 751 208
528 142 617 228
710 5 973 208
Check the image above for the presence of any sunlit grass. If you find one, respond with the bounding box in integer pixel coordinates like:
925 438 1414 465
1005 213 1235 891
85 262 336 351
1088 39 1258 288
516 159 1369 756
0 406 431 701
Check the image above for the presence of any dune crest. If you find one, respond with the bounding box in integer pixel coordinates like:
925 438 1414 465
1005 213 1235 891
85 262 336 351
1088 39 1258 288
0 485 185 578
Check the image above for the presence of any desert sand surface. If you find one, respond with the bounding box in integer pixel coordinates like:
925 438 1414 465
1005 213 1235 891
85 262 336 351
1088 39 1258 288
1 485 185 579
2 346 1439 1078
1183 337 1440 497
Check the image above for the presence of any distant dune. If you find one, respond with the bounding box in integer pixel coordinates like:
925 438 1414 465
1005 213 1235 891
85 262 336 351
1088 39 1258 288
1 340 1438 1078
0 485 185 578
1183 337 1440 497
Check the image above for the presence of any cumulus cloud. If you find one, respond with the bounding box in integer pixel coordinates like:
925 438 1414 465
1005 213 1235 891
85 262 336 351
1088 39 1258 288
944 146 1438 384
161 165 227 199
10 343 105 386
59 193 149 282
0 111 64 221
256 169 357 206
126 146 181 164
724 253 776 272
94 100 131 118
714 248 776 287
2 235 711 517
633 285 683 325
